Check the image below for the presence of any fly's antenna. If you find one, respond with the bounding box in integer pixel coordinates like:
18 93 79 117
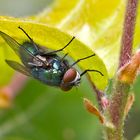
80 69 104 77
70 54 95 67
18 26 39 51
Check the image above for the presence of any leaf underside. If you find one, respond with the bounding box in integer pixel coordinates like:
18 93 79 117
0 17 108 90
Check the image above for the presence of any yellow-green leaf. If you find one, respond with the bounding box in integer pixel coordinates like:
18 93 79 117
33 0 125 77
33 0 140 77
0 16 108 90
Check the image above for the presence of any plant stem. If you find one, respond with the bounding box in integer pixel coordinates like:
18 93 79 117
87 76 104 111
105 0 139 139
91 82 104 111
107 82 130 140
119 0 139 68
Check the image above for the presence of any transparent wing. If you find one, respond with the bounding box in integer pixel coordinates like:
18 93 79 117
0 31 21 56
5 59 31 76
0 31 46 66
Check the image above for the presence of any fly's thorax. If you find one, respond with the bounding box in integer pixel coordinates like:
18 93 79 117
60 68 81 91
19 42 39 67
22 42 38 55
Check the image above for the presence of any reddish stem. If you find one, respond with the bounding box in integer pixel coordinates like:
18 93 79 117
119 0 139 68
106 0 139 139
91 83 104 110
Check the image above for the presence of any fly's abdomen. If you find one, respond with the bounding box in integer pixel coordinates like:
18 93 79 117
31 67 63 86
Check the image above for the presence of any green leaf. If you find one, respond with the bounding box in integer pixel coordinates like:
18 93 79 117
2 136 27 140
34 0 140 77
0 16 108 90
0 80 102 140
134 6 140 49
134 134 140 140
35 0 122 28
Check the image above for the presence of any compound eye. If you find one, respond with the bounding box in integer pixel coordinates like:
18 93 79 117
60 68 77 91
63 68 77 83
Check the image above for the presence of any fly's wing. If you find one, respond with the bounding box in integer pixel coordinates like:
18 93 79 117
0 31 21 56
0 31 46 66
5 59 31 76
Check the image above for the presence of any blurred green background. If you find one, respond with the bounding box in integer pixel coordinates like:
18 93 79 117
0 0 140 140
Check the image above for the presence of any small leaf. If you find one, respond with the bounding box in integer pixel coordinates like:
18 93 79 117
0 16 108 90
124 93 135 117
83 98 104 124
117 50 140 84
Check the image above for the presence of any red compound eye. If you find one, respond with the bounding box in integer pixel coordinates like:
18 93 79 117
63 68 77 83
61 68 77 91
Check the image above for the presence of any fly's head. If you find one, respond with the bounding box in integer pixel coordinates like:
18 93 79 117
60 68 81 91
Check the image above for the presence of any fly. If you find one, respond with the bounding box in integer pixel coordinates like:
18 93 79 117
0 27 103 91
